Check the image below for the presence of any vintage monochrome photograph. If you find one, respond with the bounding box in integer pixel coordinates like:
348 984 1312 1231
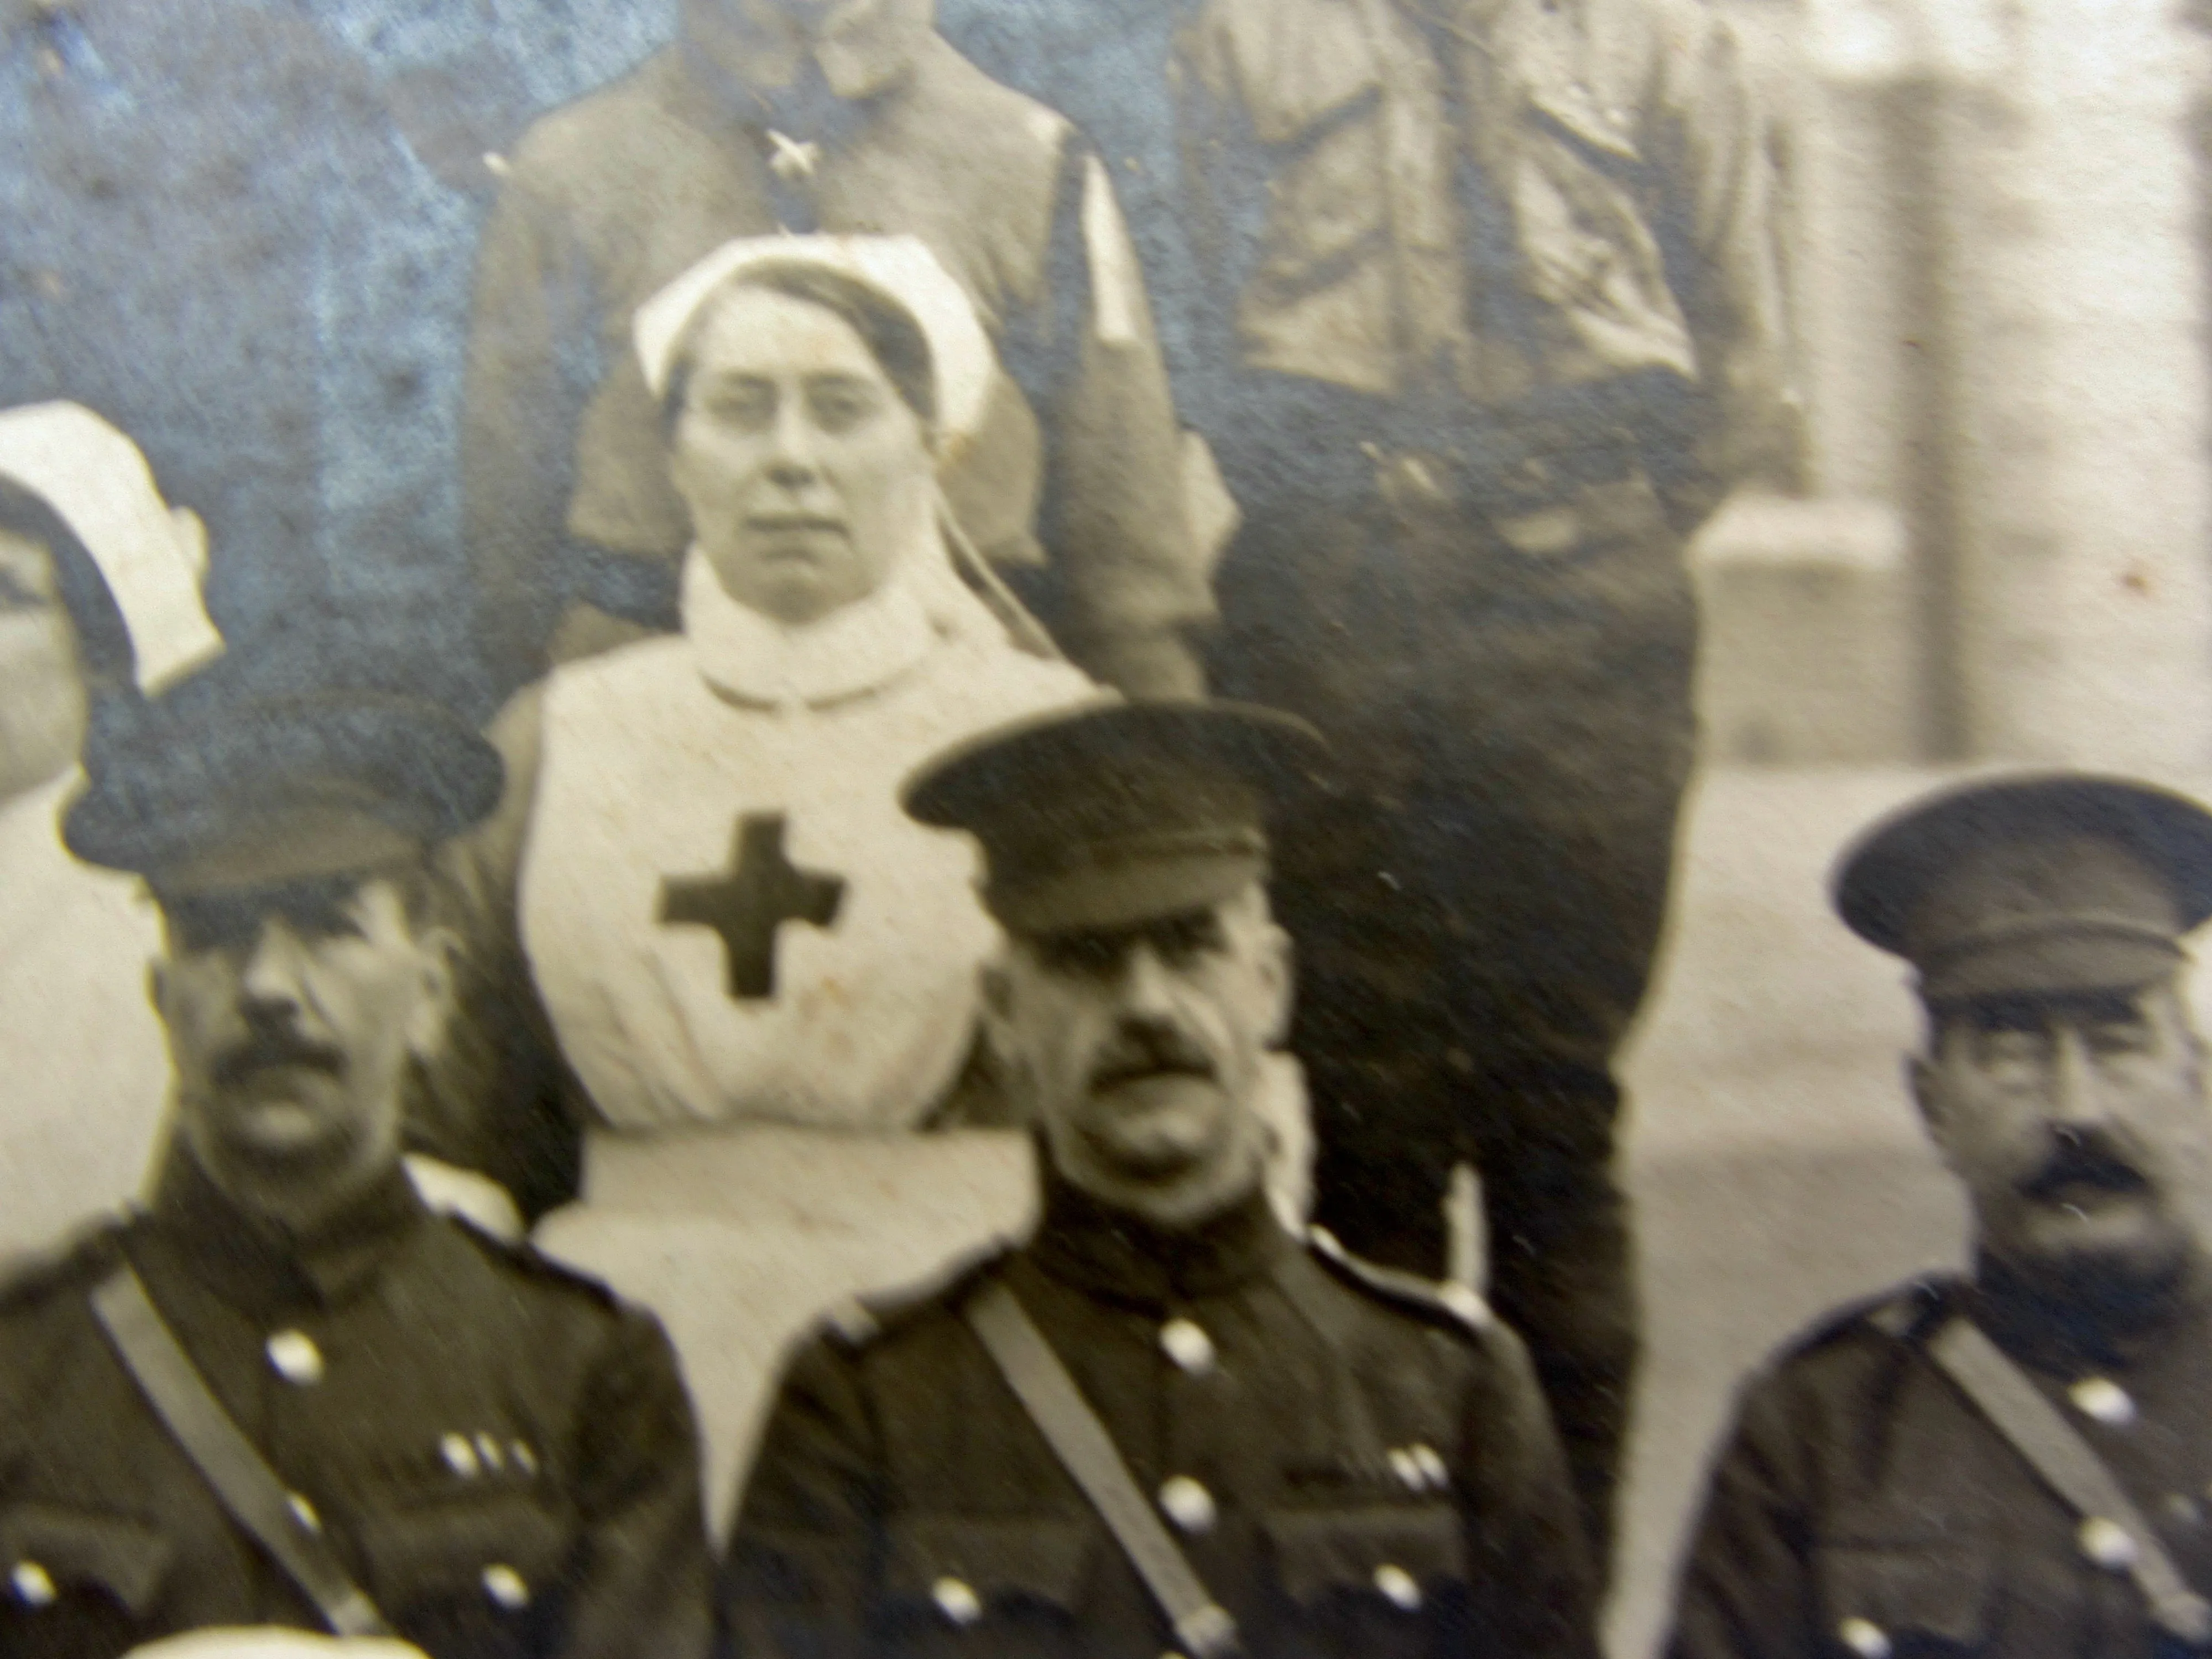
2 0 2209 1652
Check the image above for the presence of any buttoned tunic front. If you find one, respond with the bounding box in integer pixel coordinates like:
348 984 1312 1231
725 1178 1599 1658
0 1156 710 1659
1668 1267 2212 1659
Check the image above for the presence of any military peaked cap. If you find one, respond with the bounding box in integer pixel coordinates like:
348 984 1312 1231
902 698 1330 933
65 653 502 896
1833 772 2212 1002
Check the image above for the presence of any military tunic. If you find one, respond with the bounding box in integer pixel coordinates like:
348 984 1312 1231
723 1178 1598 1658
1667 1267 2212 1659
0 1155 710 1659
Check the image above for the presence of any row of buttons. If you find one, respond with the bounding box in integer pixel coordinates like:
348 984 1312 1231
8 1556 533 1614
929 1561 1427 1627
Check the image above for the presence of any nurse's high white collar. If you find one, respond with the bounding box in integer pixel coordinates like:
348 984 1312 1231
682 545 937 711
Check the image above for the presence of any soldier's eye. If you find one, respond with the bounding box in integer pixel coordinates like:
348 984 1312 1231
1149 911 1225 966
1037 931 1127 978
698 383 776 430
0 566 55 612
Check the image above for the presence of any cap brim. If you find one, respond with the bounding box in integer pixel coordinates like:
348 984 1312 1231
1835 773 2212 953
987 848 1270 935
1918 930 2186 1003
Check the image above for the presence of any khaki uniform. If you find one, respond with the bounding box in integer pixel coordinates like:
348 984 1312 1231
0 1156 710 1659
1669 1271 2212 1659
724 1178 1597 1658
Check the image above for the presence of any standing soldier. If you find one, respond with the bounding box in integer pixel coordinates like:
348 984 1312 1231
1172 0 1794 1552
461 0 1211 699
723 701 1597 1658
1670 774 2212 1659
0 667 711 1657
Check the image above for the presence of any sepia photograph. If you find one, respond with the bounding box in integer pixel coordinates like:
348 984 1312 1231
3 0 2210 1652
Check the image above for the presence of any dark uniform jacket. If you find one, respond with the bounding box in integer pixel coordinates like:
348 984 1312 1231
1668 1266 2212 1659
723 1177 1598 1657
461 0 1208 693
0 1155 711 1659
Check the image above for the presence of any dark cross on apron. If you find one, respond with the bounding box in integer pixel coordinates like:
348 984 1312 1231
658 812 846 999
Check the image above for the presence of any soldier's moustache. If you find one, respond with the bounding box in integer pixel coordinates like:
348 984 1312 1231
215 1021 344 1089
1088 1021 1215 1092
2022 1134 2149 1202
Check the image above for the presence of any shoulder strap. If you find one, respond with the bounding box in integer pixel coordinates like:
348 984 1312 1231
962 1280 1240 1658
1926 1311 2212 1646
90 1264 395 1640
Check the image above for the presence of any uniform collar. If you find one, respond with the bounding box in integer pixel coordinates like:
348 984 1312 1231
1970 1249 2212 1375
682 550 936 710
1025 1167 1293 1308
148 1145 430 1314
681 0 934 116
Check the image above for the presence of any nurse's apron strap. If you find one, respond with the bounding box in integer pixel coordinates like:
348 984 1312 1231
91 1262 397 1639
1926 1310 2212 1646
962 1279 1239 1657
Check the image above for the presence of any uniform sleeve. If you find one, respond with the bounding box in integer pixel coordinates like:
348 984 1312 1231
1663 1369 1821 1659
1004 134 1211 698
461 168 605 693
1640 0 1799 522
410 685 583 1224
555 1303 714 1659
1459 1321 1605 1659
718 1334 884 1659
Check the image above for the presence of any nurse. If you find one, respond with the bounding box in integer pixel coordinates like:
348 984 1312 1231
429 240 1098 1515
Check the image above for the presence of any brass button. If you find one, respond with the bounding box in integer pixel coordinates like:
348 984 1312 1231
2079 1516 2138 1570
10 1562 55 1608
1837 1616 1890 1658
1373 1563 1422 1611
286 1493 321 1534
1159 1476 1217 1535
1160 1318 1217 1375
483 1564 530 1610
2070 1376 2135 1427
265 1330 324 1385
441 1433 482 1478
932 1576 982 1626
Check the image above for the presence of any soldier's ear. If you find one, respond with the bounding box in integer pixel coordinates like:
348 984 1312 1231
1909 1051 1951 1150
405 923 461 1062
1260 921 1293 1050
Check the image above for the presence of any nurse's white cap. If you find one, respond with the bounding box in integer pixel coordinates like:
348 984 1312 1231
0 403 222 693
632 234 995 448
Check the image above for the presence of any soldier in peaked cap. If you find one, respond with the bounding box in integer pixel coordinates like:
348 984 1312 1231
722 701 1598 1659
1669 774 2212 1659
0 670 711 1659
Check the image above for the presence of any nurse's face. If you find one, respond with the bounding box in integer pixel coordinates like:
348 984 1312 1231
668 285 935 628
0 526 88 801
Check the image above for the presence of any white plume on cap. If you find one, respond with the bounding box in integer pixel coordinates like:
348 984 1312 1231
0 403 223 693
633 234 995 447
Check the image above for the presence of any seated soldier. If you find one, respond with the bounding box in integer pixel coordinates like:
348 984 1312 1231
0 403 222 1255
0 666 710 1658
723 702 1597 1658
1668 774 2212 1659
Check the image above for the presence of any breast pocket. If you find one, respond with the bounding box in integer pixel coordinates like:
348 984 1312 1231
880 1514 1095 1653
1264 1501 1463 1656
1814 1537 1998 1656
0 1503 173 1655
354 1491 573 1659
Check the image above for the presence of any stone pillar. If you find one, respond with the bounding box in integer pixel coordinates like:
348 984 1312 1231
1949 0 2212 768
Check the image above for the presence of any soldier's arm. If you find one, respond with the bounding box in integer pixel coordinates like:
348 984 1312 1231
719 1333 884 1659
1459 1319 1604 1659
553 1305 713 1659
1009 133 1211 698
461 168 602 695
1640 0 1798 518
1663 1370 1820 1659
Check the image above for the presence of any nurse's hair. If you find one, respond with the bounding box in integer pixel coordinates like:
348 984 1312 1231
659 260 939 436
0 473 135 696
